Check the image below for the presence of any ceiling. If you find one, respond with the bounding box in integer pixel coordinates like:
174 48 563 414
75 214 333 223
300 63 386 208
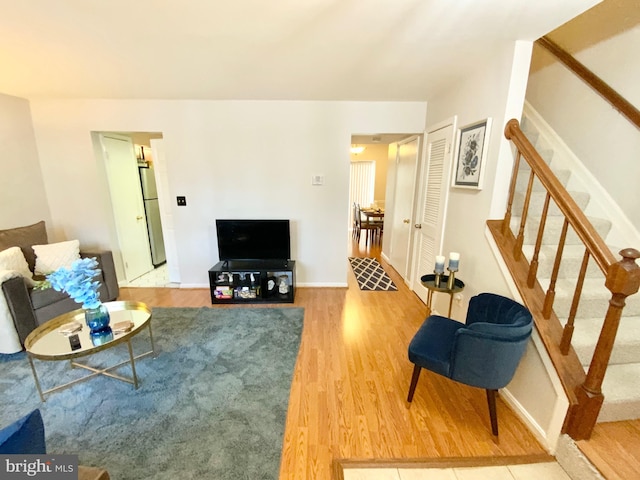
0 0 600 101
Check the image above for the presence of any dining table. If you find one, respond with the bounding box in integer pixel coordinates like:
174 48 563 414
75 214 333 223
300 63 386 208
360 208 384 223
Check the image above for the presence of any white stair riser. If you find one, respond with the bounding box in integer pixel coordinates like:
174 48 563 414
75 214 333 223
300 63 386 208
598 363 640 422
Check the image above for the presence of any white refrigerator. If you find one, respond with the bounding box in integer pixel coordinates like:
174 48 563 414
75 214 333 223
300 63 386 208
139 166 167 266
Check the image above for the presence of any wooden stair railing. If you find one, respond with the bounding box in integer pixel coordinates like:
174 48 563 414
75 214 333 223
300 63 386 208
536 36 640 130
488 119 640 440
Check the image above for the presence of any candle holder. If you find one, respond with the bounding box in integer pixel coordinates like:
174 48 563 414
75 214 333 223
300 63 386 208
447 269 457 290
433 270 442 287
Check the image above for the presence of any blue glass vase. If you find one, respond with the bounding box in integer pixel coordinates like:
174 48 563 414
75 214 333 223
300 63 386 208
85 304 113 346
90 327 114 346
84 303 111 333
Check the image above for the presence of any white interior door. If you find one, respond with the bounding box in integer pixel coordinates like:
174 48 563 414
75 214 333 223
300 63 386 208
389 136 420 281
411 120 456 303
100 134 154 282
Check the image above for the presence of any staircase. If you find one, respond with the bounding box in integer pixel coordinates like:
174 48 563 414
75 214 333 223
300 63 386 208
511 105 640 423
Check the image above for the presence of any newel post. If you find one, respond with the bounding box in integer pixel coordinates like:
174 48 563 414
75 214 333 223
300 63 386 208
566 248 640 439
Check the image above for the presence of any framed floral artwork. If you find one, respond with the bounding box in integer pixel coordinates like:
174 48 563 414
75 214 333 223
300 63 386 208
452 118 491 189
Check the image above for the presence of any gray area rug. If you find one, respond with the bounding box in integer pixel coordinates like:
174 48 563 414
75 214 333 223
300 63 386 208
348 257 398 291
0 306 304 479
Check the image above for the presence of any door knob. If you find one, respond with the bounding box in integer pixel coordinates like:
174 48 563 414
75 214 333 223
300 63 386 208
403 219 410 224
136 215 144 220
414 224 422 229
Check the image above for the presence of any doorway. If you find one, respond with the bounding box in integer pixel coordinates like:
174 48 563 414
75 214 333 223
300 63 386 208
348 134 415 263
97 131 174 287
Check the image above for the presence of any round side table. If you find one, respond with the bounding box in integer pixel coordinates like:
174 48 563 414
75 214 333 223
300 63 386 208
420 273 465 318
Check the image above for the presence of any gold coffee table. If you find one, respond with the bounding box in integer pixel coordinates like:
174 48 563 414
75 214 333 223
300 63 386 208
24 301 155 401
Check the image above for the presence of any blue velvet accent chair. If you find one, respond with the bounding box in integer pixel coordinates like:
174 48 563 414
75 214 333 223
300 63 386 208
0 409 46 454
407 293 533 435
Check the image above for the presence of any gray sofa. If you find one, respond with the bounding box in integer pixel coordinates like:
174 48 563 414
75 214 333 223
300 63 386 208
0 221 119 345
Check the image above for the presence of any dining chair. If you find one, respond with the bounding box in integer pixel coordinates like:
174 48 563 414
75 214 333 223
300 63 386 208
407 293 533 435
352 202 360 240
356 203 380 245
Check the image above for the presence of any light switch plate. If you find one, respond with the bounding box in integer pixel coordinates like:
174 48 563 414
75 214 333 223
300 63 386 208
312 175 324 186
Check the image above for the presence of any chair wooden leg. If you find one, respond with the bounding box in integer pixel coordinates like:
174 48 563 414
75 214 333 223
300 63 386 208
407 365 422 402
486 389 499 436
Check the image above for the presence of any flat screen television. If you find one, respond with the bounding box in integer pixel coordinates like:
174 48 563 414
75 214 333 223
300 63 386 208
216 219 291 262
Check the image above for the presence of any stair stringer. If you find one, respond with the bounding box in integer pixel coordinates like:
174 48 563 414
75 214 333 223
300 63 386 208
485 227 569 454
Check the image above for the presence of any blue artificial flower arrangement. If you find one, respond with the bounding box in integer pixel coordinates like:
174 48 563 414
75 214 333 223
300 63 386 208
46 257 103 309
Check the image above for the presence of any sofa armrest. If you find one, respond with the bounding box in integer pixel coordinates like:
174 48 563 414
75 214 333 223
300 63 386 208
2 276 38 344
80 251 119 301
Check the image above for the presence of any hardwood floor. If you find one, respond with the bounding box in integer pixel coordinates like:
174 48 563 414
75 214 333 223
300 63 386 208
117 239 638 480
576 420 640 480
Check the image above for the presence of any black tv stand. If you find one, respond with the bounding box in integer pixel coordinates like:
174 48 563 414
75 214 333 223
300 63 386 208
208 260 296 304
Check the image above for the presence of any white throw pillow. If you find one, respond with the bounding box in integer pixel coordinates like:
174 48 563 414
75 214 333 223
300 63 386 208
0 246 34 285
33 239 81 275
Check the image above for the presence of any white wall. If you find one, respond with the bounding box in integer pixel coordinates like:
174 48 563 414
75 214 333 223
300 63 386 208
27 100 427 287
424 41 566 451
426 41 534 309
0 93 52 231
526 25 640 230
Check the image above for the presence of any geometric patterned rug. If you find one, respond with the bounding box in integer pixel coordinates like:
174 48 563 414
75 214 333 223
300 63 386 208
348 257 398 291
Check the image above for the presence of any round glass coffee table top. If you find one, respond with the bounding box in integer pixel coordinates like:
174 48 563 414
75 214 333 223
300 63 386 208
25 301 152 360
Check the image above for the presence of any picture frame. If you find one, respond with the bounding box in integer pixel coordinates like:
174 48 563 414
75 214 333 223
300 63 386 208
452 118 491 189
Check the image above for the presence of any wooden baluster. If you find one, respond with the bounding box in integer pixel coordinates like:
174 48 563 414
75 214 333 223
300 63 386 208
502 150 521 236
560 249 591 354
514 169 536 261
527 192 552 288
567 248 640 440
543 218 569 318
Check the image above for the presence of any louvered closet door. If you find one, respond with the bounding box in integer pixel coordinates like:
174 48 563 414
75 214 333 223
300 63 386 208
411 123 455 304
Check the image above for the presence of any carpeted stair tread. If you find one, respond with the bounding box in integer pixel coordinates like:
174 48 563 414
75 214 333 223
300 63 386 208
558 316 640 366
511 215 612 246
521 244 616 279
541 277 640 319
516 168 571 193
513 190 591 221
519 109 640 424
598 363 640 422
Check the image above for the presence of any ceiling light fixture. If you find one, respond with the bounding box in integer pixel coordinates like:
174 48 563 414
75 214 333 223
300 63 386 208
350 145 365 154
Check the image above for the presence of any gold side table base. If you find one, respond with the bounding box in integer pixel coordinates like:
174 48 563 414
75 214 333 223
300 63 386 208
421 274 465 318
